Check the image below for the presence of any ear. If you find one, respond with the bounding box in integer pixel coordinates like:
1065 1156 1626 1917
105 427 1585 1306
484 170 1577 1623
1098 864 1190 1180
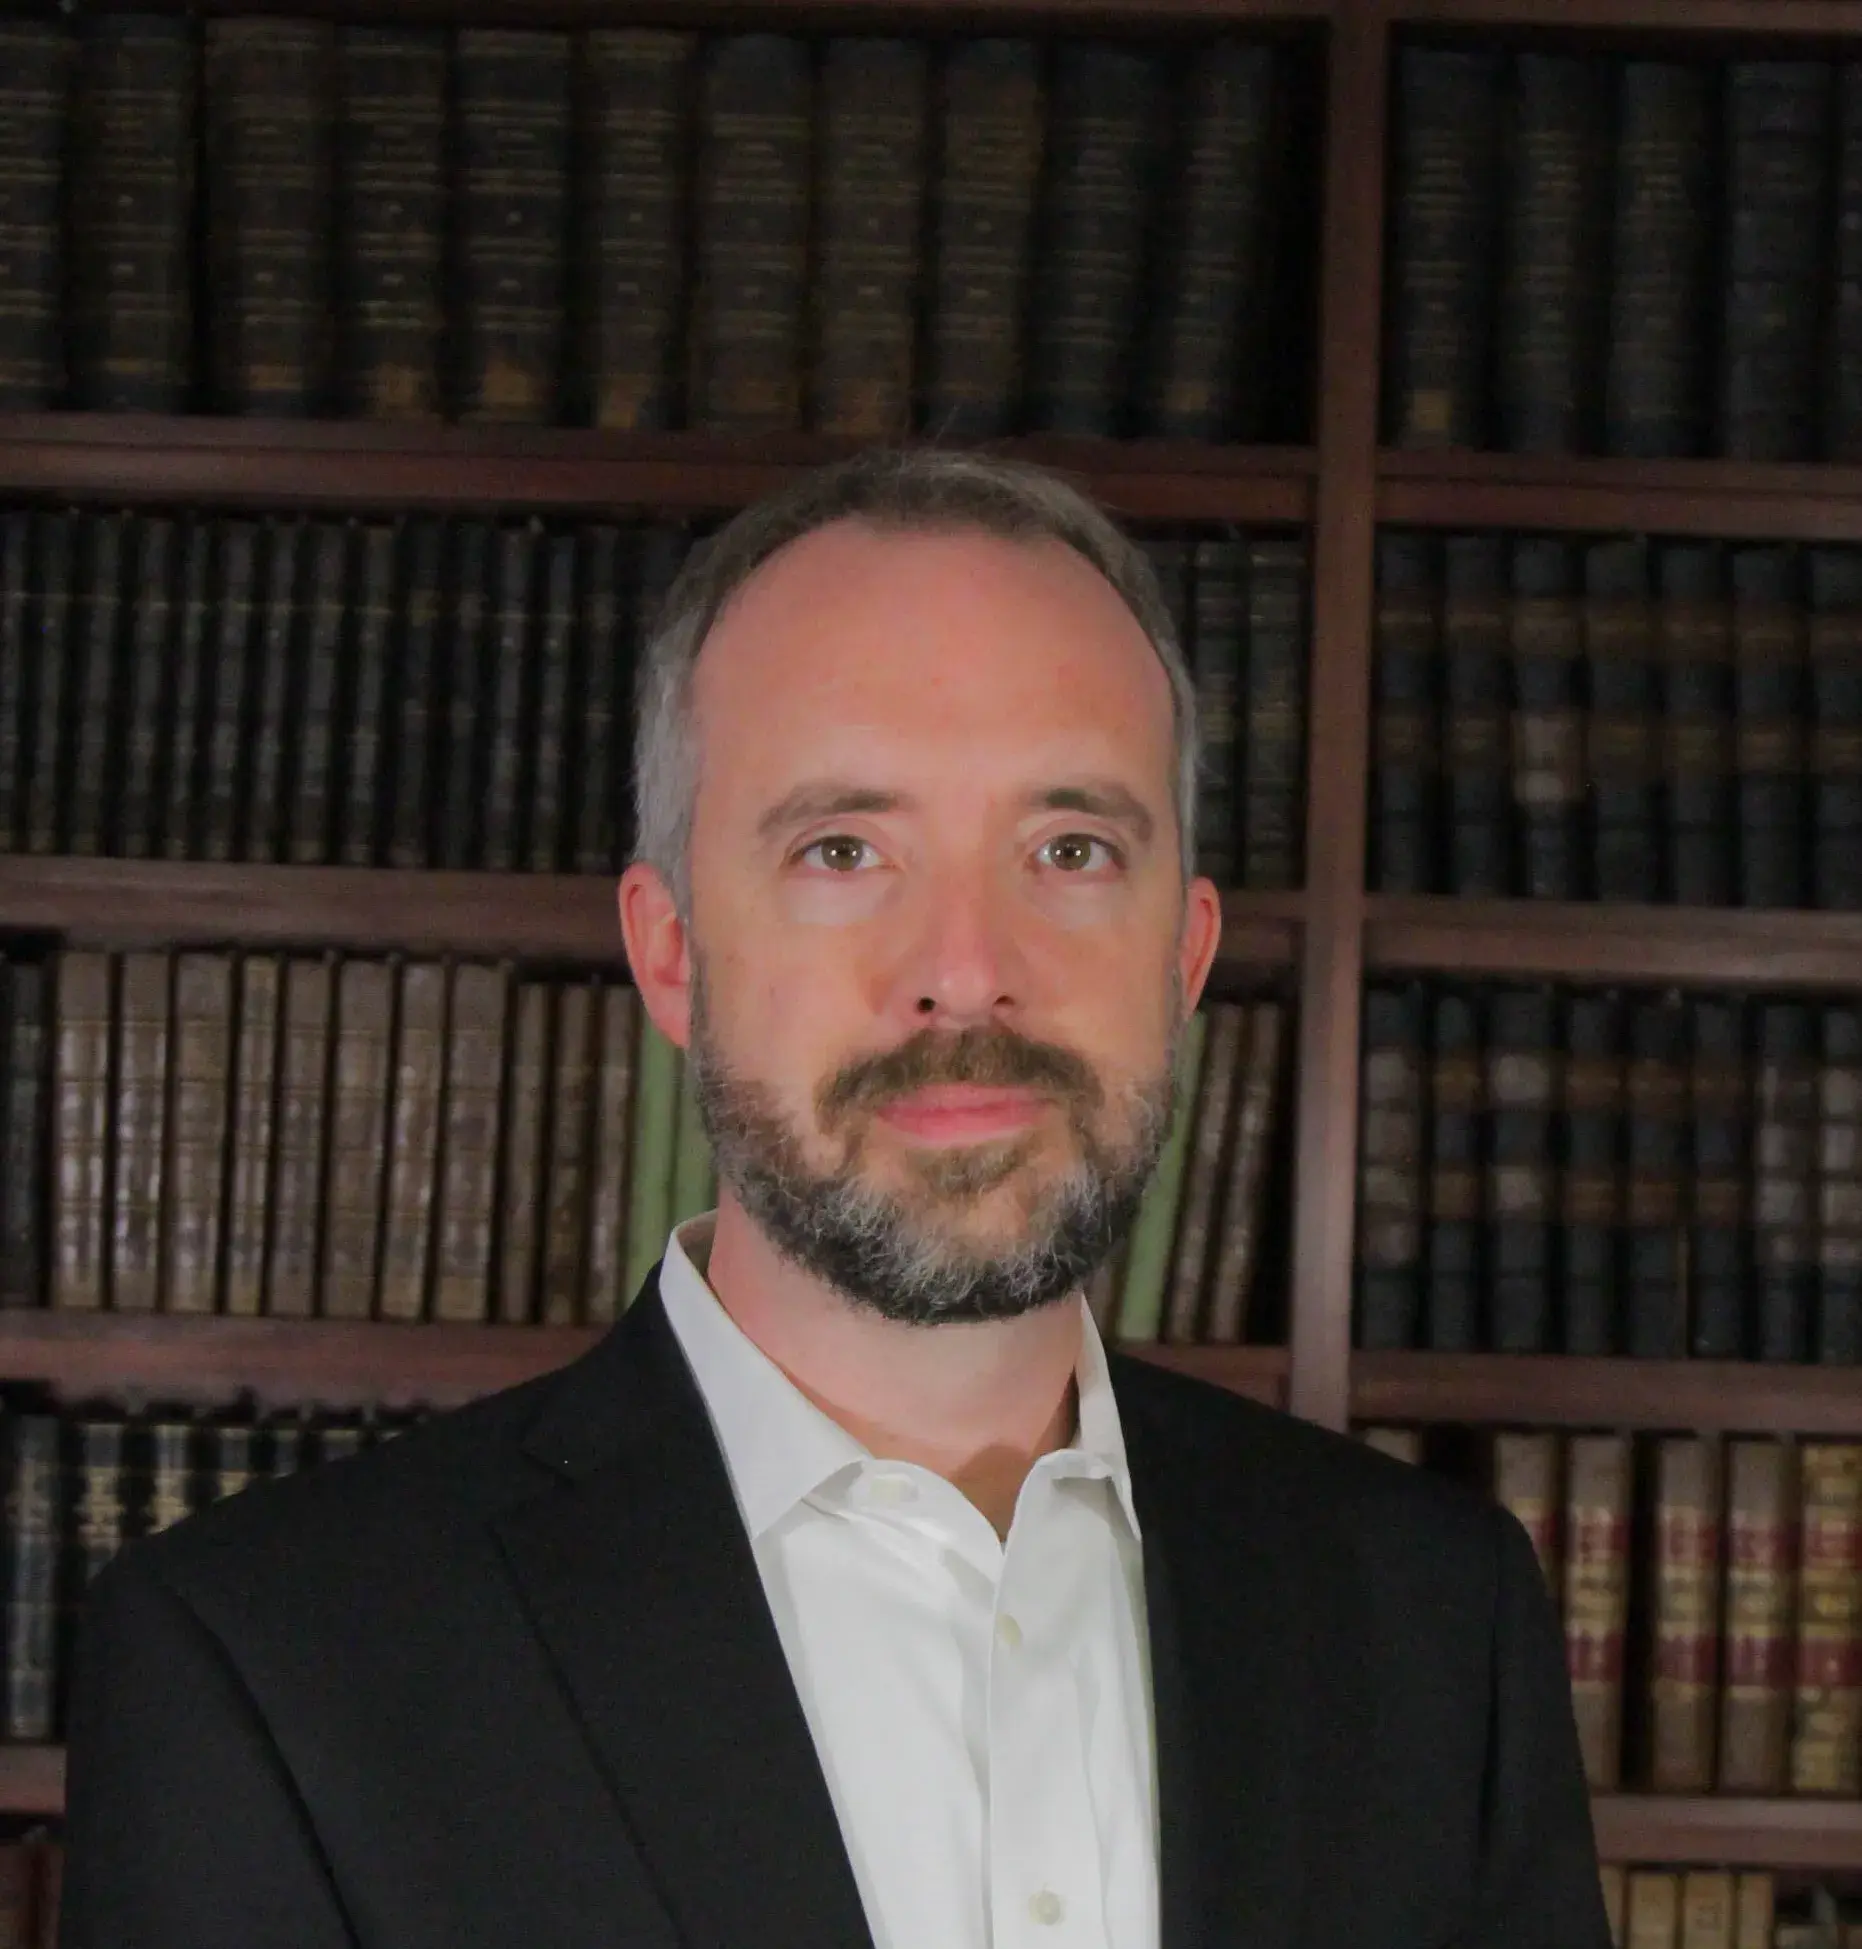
1176 875 1225 1016
618 861 692 1049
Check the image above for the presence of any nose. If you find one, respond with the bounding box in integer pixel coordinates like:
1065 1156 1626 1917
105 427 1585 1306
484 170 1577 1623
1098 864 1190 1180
888 867 1026 1032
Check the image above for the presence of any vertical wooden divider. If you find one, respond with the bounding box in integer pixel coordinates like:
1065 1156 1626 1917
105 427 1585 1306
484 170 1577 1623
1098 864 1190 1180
1285 0 1389 1430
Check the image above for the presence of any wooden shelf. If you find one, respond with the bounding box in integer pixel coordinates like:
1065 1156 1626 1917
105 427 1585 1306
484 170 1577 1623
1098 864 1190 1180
107 0 1334 23
0 1748 62 1819
1591 1796 1862 1873
1353 1353 1862 1437
1120 1340 1289 1404
0 416 1314 527
1379 0 1862 31
1363 897 1862 990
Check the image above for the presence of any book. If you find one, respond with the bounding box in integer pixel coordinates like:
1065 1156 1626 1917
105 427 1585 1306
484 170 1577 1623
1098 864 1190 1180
1115 1007 1207 1342
21 512 74 858
582 982 640 1328
570 525 625 875
1369 532 1440 895
1680 1873 1737 1949
1658 542 1735 907
437 520 493 871
1623 996 1688 1359
1584 538 1661 903
1730 546 1808 910
1689 998 1750 1361
117 516 175 859
1650 1434 1723 1792
2 1415 60 1741
1787 1442 1862 1793
1754 1001 1819 1364
1424 987 1483 1351
1719 1437 1797 1792
669 1044 713 1228
1816 1005 1862 1365
1166 1000 1246 1345
1204 998 1284 1343
1486 985 1559 1352
1560 990 1623 1356
0 514 29 851
1241 536 1306 890
1356 984 1426 1351
289 521 349 866
1492 1429 1562 1596
64 513 124 857
199 521 261 865
379 959 444 1323
1808 548 1862 910
1186 534 1245 885
1507 537 1584 900
243 517 303 864
494 980 550 1324
539 979 598 1327
222 954 281 1319
525 532 577 872
431 962 508 1325
264 956 333 1321
108 953 170 1315
0 962 48 1310
320 959 394 1321
1440 536 1510 896
480 521 538 872
50 953 111 1314
162 955 233 1318
0 22 70 408
159 521 213 863
1563 1431 1633 1788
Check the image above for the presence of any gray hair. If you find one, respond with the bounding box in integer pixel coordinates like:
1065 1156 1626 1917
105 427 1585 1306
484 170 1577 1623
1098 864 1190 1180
630 447 1201 918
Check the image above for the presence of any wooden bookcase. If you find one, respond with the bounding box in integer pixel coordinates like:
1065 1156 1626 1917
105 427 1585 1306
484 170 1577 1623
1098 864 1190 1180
5 0 1862 1879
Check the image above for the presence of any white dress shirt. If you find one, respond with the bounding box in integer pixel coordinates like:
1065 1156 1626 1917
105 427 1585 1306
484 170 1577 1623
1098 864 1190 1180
656 1214 1160 1949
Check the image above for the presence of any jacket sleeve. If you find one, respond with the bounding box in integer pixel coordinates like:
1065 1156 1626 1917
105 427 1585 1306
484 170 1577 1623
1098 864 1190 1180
61 1547 356 1949
1468 1503 1614 1949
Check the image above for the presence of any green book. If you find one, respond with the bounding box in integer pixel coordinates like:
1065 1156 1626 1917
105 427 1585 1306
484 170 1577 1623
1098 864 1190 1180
1113 1009 1209 1344
622 1010 681 1301
669 1046 714 1226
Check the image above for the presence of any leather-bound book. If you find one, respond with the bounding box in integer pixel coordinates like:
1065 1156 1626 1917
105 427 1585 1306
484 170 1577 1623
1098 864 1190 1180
1719 61 1832 462
1624 996 1689 1358
540 979 598 1327
21 512 74 858
65 513 125 858
525 533 576 872
1384 46 1502 448
1562 1430 1634 1788
1242 535 1307 891
924 39 1042 439
583 982 641 1328
1831 67 1862 459
1204 999 1285 1344
1604 61 1713 458
1355 983 1426 1351
143 1417 201 1534
243 518 305 864
203 19 334 415
159 520 213 863
1807 548 1862 909
453 30 571 424
432 963 508 1326
1650 1434 1723 1792
1486 985 1559 1352
264 955 333 1321
480 521 538 873
0 21 70 409
160 955 232 1317
689 36 811 432
379 959 444 1323
1030 43 1160 438
51 951 111 1313
0 514 29 850
0 961 49 1310
61 1413 128 1708
1141 40 1278 442
1817 1004 1862 1366
1731 546 1808 909
1732 1874 1774 1949
1369 531 1441 895
494 980 549 1324
1187 534 1246 886
1689 998 1750 1361
1424 986 1483 1351
437 520 493 871
811 39 930 440
108 953 170 1315
570 524 624 875
1506 537 1583 900
117 516 175 860
1585 538 1661 904
1115 1010 1207 1344
1491 1429 1562 1596
1166 999 1246 1346
622 1002 679 1306
320 958 393 1321
1658 542 1734 907
385 516 443 869
336 522 395 868
335 27 446 420
1598 1865 1626 1948
578 30 696 431
1719 1438 1798 1791
199 521 261 866
69 13 192 411
1496 52 1608 454
1788 1442 1862 1793
288 521 348 867
1441 536 1510 896
609 523 685 867
222 954 281 1319
1754 1000 1818 1363
1 1414 60 1740
1679 1873 1737 1949
1560 990 1624 1356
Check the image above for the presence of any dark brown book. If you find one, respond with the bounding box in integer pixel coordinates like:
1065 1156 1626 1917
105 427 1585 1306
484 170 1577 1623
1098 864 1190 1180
64 513 125 858
199 521 261 865
243 517 304 865
1650 1434 1724 1792
1242 535 1307 891
21 511 74 858
1187 534 1245 886
1560 991 1623 1356
222 954 281 1319
525 532 576 872
69 14 193 411
1425 987 1483 1351
161 955 233 1318
689 36 811 432
289 520 348 867
1689 998 1749 1361
454 30 571 423
1356 983 1427 1351
204 18 334 415
582 980 640 1328
1680 1872 1737 1949
334 27 446 420
385 516 443 869
539 980 598 1326
578 30 695 432
321 958 393 1321
1204 1000 1284 1344
336 522 395 867
264 955 333 1322
1788 1442 1862 1794
569 524 624 875
0 1832 33 1947
1584 538 1661 903
0 513 28 850
1818 1006 1862 1365
1166 1000 1246 1345
494 979 550 1324
1492 1429 1562 1596
1441 536 1510 896
438 521 493 871
0 22 71 409
1369 531 1440 895
1507 537 1583 899
159 520 213 863
1807 548 1862 910
1754 1001 1818 1364
51 951 111 1313
1718 1437 1798 1793
108 952 169 1315
379 958 444 1323
1486 985 1559 1352
117 516 176 859
432 962 508 1325
2 1415 60 1741
924 40 1042 439
811 39 930 441
0 962 49 1310
1658 543 1735 907
1624 996 1689 1359
1562 1430 1633 1789
1730 546 1808 909
480 521 537 873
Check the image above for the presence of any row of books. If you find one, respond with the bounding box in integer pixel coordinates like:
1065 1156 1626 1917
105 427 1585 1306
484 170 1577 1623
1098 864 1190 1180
1363 1425 1862 1798
0 15 1310 442
1389 48 1862 461
1355 982 1862 1365
1595 1869 1861 1949
1371 533 1862 910
0 1831 55 1949
5 951 717 1328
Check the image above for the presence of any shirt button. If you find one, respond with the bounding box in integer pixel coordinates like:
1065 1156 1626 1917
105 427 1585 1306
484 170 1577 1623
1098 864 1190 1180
996 1613 1024 1651
1028 1890 1065 1926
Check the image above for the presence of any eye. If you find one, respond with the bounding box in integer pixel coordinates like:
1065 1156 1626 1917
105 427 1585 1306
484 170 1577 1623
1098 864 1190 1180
1037 833 1122 873
796 834 877 873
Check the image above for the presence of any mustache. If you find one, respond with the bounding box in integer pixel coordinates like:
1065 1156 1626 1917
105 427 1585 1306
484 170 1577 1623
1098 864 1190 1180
817 1024 1103 1129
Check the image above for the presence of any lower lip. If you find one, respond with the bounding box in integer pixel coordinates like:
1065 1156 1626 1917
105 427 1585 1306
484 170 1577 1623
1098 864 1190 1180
877 1090 1045 1143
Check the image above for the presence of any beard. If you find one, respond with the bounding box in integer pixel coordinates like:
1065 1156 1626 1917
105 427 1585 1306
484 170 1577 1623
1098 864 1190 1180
685 958 1182 1327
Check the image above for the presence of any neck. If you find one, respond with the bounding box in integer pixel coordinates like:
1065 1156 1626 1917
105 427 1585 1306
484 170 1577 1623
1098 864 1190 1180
699 1195 1084 1539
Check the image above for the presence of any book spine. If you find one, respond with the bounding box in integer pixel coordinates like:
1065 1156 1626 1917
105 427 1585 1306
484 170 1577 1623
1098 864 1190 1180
1718 1438 1798 1791
432 962 508 1324
525 532 576 872
386 517 443 869
622 1008 681 1305
160 955 232 1317
203 19 334 415
438 521 493 871
1204 999 1285 1343
1831 65 1862 461
1689 998 1751 1360
1560 991 1623 1356
1241 535 1307 891
51 952 111 1313
1755 1000 1819 1363
378 959 444 1323
1425 988 1484 1351
1562 1431 1633 1788
1604 62 1713 458
494 980 549 1323
570 525 622 874
222 954 281 1319
1491 1428 1562 1595
1680 1872 1738 1949
319 959 393 1321
117 517 175 859
1385 47 1502 447
1808 547 1862 909
811 39 929 440
160 521 213 862
582 982 640 1327
1734 1872 1775 1948
2 1416 60 1741
264 956 333 1320
108 954 170 1315
22 512 74 857
1584 538 1661 903
1650 1434 1724 1792
289 522 348 866
453 30 571 423
1441 537 1510 896
480 522 538 873
579 30 695 431
1165 1000 1245 1345
1114 1008 1207 1343
1624 996 1689 1358
0 515 29 851
70 15 193 411
0 24 70 409
1730 546 1808 909
1356 985 1427 1351
1659 542 1735 906
925 40 1042 440
243 518 304 864
335 28 446 419
1030 44 1159 438
1818 1005 1862 1366
337 523 395 867
1507 536 1584 900
66 514 125 858
1486 985 1559 1352
1187 536 1245 885
1369 532 1441 894
200 521 261 866
690 36 811 432
1787 1442 1862 1793
0 962 48 1310
539 980 598 1326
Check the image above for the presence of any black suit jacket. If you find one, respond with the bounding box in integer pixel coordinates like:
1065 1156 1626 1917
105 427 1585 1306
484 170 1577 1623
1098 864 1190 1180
62 1272 1610 1949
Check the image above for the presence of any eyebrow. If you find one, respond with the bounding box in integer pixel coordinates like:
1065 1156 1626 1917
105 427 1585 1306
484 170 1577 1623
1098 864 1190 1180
755 779 1156 848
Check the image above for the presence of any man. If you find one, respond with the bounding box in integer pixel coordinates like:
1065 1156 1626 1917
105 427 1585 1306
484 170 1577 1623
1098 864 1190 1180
62 450 1609 1948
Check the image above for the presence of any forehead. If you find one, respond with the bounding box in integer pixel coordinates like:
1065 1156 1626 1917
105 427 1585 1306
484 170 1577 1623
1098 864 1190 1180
689 520 1175 784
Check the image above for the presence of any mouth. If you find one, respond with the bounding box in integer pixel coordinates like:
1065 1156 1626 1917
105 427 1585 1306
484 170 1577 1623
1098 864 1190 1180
873 1086 1048 1146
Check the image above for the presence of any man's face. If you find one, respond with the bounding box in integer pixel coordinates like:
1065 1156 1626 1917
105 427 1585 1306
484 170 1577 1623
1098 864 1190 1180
680 520 1218 1325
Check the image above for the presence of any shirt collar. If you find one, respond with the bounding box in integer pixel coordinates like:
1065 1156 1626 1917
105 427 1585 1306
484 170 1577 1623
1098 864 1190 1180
655 1213 1141 1543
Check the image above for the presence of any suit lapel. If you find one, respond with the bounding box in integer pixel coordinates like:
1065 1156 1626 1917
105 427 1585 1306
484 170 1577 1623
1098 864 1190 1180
490 1275 875 1949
